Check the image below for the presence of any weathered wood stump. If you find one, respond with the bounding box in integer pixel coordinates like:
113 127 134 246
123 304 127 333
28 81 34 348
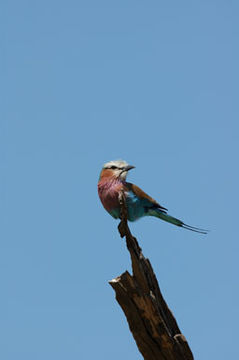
109 191 194 360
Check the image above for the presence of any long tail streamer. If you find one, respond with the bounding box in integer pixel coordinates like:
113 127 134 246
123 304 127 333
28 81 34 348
149 209 208 234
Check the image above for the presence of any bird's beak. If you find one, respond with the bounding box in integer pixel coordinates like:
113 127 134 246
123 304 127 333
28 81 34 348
124 165 135 171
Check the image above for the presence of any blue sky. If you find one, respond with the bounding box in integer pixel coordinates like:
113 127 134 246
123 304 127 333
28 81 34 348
2 1 239 359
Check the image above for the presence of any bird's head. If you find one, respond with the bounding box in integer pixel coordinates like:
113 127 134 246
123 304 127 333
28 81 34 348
99 160 135 181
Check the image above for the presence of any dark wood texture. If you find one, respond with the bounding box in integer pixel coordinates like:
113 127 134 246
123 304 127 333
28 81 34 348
109 191 194 360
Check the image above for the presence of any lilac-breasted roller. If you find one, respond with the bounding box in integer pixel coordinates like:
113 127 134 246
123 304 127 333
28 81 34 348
98 160 207 234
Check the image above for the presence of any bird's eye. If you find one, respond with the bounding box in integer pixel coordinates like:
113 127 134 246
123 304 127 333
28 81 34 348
110 166 117 169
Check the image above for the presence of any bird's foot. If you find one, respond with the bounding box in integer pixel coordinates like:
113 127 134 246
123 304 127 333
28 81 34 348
118 220 126 238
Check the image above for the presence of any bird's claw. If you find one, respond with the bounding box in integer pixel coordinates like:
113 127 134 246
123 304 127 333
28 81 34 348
118 221 126 238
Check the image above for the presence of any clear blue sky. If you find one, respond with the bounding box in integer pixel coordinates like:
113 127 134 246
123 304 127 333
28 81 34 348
2 1 239 359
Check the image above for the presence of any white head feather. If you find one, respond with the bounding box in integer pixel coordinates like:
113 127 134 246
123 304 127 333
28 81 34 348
102 159 134 180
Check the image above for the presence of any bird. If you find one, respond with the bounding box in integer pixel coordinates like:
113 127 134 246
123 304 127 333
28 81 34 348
98 159 208 234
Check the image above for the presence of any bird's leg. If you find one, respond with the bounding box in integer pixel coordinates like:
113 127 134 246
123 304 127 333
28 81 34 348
118 190 131 238
118 190 127 237
118 221 126 238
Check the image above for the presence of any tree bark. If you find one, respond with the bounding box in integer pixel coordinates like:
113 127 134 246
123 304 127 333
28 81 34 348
109 191 194 360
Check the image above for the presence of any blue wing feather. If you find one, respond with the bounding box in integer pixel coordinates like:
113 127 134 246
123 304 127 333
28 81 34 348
125 190 154 221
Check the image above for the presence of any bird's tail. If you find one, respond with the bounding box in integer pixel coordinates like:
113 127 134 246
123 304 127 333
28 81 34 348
148 209 208 234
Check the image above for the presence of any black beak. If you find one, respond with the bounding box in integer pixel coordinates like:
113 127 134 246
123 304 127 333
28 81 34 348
124 165 135 171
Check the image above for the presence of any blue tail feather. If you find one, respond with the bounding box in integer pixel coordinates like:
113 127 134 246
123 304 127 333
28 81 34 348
148 209 208 234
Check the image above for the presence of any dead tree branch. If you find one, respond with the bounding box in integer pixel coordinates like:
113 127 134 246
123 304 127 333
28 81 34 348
109 190 194 360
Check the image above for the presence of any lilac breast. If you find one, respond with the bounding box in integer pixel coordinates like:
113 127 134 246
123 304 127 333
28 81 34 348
98 179 122 214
